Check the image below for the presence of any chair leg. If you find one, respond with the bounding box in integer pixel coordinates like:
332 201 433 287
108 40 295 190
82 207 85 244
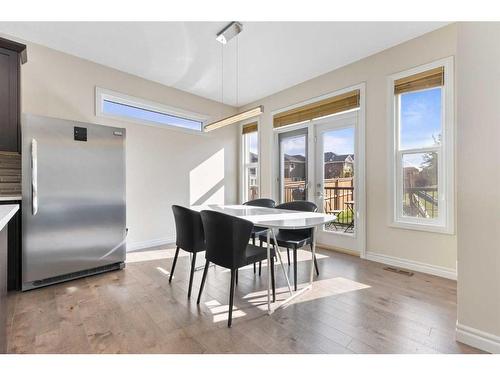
286 247 290 266
270 257 276 303
252 236 256 273
293 246 298 291
235 269 239 285
187 252 197 298
169 246 180 283
197 260 210 304
310 243 319 276
228 269 236 327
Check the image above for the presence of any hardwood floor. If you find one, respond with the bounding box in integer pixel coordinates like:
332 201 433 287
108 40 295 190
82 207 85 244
5 247 483 354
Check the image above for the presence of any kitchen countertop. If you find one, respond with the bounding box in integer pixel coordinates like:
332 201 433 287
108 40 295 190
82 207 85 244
0 196 22 202
0 204 19 232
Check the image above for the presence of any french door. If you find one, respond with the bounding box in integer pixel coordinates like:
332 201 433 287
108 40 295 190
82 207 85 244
275 111 365 254
313 111 364 254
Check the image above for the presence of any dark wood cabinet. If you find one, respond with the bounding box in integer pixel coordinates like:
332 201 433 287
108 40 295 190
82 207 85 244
0 46 20 152
0 201 21 290
0 37 26 294
0 223 7 353
0 37 25 153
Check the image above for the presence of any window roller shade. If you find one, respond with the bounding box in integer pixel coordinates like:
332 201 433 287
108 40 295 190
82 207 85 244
273 90 360 129
242 121 258 134
394 66 444 95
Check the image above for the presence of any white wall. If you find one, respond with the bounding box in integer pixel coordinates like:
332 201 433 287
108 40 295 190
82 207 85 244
14 40 238 250
239 25 458 275
455 22 500 353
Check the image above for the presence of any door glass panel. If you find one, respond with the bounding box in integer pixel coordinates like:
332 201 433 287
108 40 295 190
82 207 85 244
321 127 355 232
280 132 307 202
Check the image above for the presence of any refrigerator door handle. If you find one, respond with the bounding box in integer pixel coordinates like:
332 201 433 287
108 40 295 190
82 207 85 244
31 138 38 215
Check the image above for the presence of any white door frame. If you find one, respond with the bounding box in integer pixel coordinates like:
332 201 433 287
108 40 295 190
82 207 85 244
271 83 366 257
312 110 365 255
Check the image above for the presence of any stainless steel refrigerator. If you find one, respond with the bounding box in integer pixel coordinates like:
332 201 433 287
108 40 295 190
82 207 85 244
21 114 126 291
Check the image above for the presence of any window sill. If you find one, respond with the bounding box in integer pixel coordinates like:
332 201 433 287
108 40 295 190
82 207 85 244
389 220 455 235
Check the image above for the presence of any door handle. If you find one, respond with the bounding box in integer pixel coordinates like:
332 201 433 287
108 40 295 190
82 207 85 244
31 138 38 215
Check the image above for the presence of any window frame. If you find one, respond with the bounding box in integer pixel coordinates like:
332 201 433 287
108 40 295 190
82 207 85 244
95 87 208 134
388 57 455 234
240 121 260 203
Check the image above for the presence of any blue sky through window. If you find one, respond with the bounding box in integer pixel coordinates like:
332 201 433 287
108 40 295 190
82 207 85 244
400 87 442 150
324 127 354 155
248 132 258 155
282 135 306 156
103 100 203 131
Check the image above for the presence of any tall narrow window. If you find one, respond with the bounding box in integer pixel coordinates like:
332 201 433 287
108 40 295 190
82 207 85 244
389 58 454 233
242 122 259 202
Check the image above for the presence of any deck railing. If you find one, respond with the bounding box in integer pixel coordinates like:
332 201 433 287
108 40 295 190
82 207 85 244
403 186 438 218
323 186 354 226
283 182 355 227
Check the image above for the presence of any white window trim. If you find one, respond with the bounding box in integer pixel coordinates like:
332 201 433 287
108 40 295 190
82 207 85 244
95 87 209 134
387 57 455 234
239 119 260 203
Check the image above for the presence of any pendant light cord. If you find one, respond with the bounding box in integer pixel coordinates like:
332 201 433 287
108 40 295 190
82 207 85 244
236 35 239 108
221 42 224 105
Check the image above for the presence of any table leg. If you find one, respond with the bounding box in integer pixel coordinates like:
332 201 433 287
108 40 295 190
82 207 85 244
271 228 293 295
266 228 271 314
310 226 317 284
267 225 318 314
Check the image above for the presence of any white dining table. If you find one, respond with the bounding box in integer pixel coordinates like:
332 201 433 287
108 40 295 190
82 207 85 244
190 204 337 314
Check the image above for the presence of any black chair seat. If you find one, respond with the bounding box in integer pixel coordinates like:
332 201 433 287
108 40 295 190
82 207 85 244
245 244 276 265
258 230 311 249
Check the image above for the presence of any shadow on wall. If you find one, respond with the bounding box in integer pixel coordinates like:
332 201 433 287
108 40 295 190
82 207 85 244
189 148 225 205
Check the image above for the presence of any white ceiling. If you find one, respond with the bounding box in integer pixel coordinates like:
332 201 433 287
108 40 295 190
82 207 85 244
0 22 448 107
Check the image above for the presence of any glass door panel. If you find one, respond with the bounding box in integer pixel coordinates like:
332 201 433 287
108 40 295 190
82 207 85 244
279 129 308 203
319 126 355 233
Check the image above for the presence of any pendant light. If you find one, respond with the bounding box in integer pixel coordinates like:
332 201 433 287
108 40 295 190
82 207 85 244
204 22 263 132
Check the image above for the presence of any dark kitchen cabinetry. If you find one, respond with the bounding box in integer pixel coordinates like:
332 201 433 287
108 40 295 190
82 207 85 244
0 37 26 291
0 37 25 152
0 201 21 290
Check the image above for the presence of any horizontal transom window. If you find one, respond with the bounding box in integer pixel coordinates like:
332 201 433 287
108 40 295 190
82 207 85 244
96 87 207 133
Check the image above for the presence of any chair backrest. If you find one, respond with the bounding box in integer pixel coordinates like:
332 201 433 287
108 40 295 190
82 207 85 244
200 210 253 269
276 200 318 212
172 205 205 253
243 198 276 208
276 201 318 237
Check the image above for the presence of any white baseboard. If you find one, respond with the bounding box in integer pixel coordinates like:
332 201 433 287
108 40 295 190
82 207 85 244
365 251 457 280
127 237 175 252
456 323 500 353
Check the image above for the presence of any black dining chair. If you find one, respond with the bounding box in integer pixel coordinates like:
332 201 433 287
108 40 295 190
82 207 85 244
243 198 276 274
258 200 320 291
197 210 276 327
170 205 206 298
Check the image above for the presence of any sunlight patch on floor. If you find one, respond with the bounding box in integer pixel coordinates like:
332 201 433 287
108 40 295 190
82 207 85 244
156 266 170 276
203 299 246 323
240 276 371 310
126 248 186 263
